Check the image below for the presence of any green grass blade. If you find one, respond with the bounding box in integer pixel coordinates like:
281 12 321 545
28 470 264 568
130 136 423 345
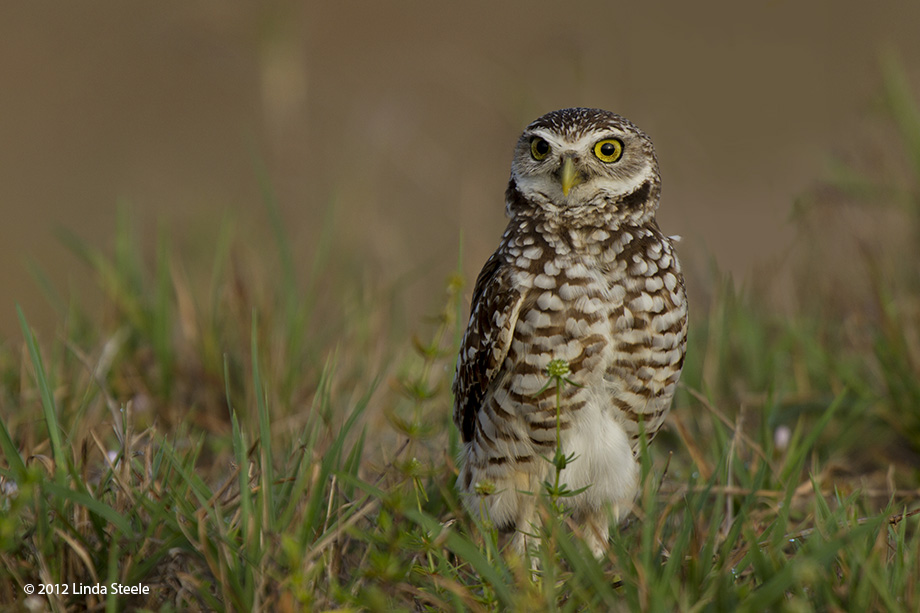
403 507 516 608
17 306 66 476
42 481 133 536
556 530 616 605
882 52 920 179
302 372 377 538
251 310 274 530
0 409 28 479
152 226 175 391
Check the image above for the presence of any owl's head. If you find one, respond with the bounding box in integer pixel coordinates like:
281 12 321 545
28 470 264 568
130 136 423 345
508 108 661 225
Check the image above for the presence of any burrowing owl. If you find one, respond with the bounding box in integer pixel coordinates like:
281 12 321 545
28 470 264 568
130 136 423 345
452 108 688 556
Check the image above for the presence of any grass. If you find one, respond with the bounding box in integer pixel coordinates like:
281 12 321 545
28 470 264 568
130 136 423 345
1 65 920 611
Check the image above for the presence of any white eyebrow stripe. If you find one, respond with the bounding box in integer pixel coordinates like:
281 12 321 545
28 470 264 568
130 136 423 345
529 130 624 153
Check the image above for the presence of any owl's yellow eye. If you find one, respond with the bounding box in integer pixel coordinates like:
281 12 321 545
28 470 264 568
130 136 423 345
530 137 550 161
593 138 623 163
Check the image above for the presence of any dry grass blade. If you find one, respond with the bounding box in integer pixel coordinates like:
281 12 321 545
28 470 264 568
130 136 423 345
685 386 772 465
669 411 713 480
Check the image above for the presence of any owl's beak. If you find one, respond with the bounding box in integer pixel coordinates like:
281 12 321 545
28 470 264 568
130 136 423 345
559 156 582 196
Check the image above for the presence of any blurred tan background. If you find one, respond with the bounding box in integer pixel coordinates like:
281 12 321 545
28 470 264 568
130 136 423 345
2 2 919 337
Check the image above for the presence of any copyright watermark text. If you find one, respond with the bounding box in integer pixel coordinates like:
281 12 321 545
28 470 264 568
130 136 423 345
24 582 150 596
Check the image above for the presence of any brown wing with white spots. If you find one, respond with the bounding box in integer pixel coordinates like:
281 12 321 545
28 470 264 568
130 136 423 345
452 251 527 443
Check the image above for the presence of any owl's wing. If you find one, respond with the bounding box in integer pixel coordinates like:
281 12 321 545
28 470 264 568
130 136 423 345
452 252 526 443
